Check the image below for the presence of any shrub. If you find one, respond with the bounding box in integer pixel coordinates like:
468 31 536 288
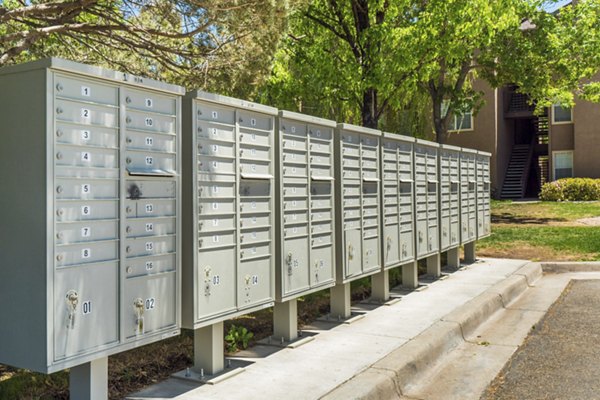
539 178 600 201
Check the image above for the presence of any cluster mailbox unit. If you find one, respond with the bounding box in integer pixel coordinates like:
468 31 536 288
0 58 183 398
459 148 479 259
274 111 337 342
413 139 442 277
332 124 382 319
476 151 492 240
439 144 462 268
181 91 277 378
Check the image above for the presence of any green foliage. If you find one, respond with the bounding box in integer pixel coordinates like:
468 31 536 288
224 325 254 353
539 178 600 201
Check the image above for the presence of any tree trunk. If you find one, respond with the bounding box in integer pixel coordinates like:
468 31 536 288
431 97 448 144
362 88 378 128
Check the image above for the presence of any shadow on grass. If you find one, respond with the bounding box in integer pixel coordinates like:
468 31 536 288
492 213 567 225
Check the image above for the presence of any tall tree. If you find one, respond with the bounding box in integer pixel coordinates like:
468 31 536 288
0 0 300 97
262 0 600 142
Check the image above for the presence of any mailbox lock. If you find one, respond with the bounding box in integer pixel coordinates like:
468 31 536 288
443 227 447 237
348 244 355 260
56 232 63 240
65 290 79 329
134 298 144 335
56 83 63 92
57 208 64 217
126 157 132 164
56 254 64 261
56 107 63 114
287 252 293 276
126 116 132 124
56 152 63 160
56 129 63 137
126 226 132 233
125 96 132 103
56 186 63 194
126 266 132 274
418 231 423 242
126 206 132 213
126 137 132 144
126 246 132 253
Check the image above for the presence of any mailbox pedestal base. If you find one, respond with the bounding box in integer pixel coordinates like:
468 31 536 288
273 299 298 342
194 322 224 376
70 357 108 400
330 283 351 319
426 253 441 277
371 270 389 302
464 242 476 263
402 261 419 288
447 247 460 269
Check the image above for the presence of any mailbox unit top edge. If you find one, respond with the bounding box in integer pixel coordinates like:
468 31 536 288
382 132 416 142
477 150 492 157
440 144 462 151
278 110 337 128
414 138 439 147
336 123 381 136
0 57 185 94
188 90 278 116
461 147 479 154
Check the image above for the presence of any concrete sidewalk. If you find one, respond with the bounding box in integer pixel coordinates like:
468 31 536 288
129 258 535 400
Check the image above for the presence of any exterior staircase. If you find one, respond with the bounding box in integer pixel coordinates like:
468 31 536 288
500 144 533 199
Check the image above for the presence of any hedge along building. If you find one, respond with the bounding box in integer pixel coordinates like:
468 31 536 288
444 75 600 199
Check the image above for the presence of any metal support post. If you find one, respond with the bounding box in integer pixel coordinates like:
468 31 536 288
330 282 351 319
426 253 441 277
273 299 298 342
402 261 419 288
447 247 460 269
371 270 390 302
69 357 108 400
464 241 476 263
194 322 224 376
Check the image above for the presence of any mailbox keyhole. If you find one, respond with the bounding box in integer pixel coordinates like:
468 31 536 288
65 290 79 330
134 298 145 335
128 184 142 199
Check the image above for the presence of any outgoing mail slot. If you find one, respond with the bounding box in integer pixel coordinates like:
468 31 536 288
283 198 308 211
342 168 360 180
199 215 236 232
53 262 118 361
197 103 235 124
240 145 271 161
308 125 332 141
239 112 271 131
126 151 175 175
240 242 271 260
125 254 176 278
128 199 176 218
199 199 235 215
282 163 307 178
198 139 235 158
56 178 118 200
240 160 271 176
55 99 118 127
199 230 236 249
124 89 176 115
56 240 119 267
283 184 308 197
125 235 176 257
56 220 119 244
240 214 270 228
282 150 307 164
342 156 360 169
127 131 176 153
126 217 176 238
311 181 332 196
239 180 271 197
362 182 378 196
240 130 270 147
124 272 176 339
240 227 270 244
198 157 236 175
126 110 175 134
199 181 236 198
283 211 309 224
197 123 235 142
57 200 118 222
127 180 176 199
311 210 333 223
240 198 270 213
283 224 308 238
56 124 118 148
55 75 118 105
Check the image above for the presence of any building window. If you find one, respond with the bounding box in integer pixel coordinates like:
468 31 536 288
553 151 574 180
552 104 573 124
442 101 474 132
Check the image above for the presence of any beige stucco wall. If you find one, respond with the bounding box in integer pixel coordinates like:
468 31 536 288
573 97 600 178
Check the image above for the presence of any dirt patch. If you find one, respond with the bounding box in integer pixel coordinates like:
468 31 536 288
576 216 600 226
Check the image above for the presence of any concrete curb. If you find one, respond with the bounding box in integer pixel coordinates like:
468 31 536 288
321 263 540 400
542 262 600 274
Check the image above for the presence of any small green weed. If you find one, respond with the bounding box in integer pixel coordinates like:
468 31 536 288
225 325 254 353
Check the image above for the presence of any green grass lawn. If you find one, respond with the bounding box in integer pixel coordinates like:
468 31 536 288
478 200 600 261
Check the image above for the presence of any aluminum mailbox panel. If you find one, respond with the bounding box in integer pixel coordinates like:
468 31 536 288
476 151 492 239
182 91 276 329
459 150 478 244
335 123 382 283
0 58 182 374
380 133 416 269
439 145 461 251
414 139 440 258
275 111 337 302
